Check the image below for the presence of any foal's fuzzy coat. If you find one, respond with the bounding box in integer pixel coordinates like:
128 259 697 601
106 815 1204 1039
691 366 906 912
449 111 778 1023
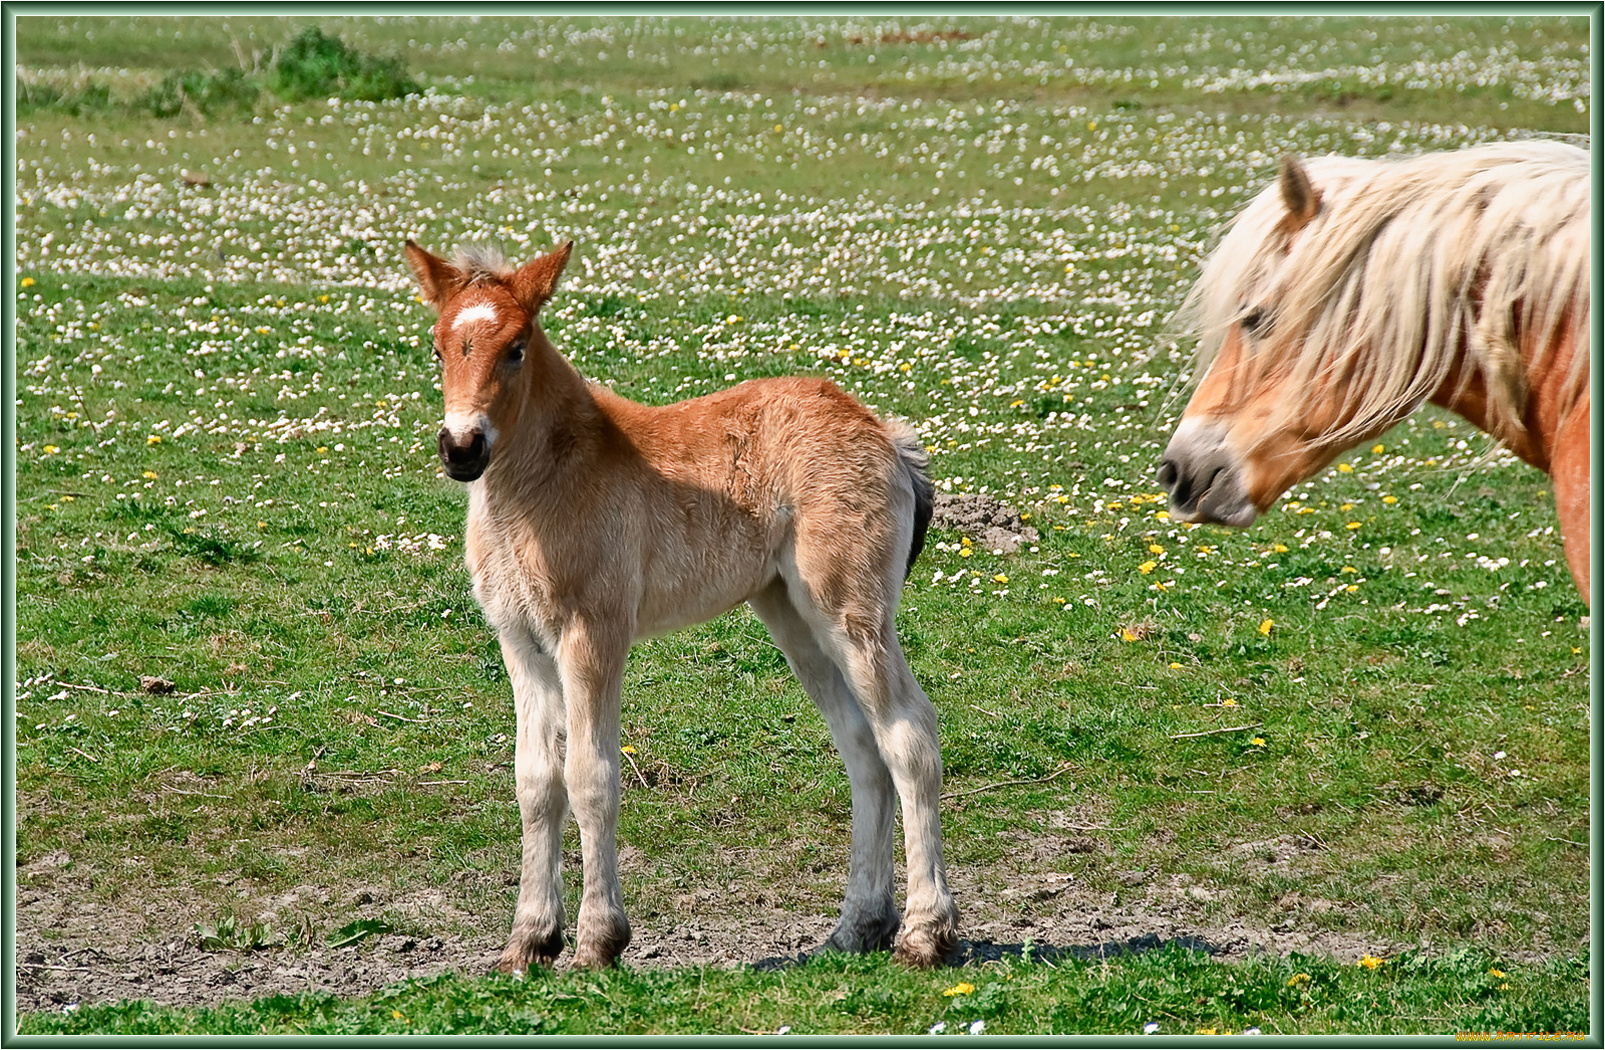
404 239 958 970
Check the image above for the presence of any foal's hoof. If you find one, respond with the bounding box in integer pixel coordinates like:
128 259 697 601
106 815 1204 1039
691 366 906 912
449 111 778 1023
569 946 624 971
824 911 900 955
892 919 960 969
496 930 565 974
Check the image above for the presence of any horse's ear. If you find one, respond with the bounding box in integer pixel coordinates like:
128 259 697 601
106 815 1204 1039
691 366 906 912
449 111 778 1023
511 241 575 314
1279 155 1322 231
404 239 464 313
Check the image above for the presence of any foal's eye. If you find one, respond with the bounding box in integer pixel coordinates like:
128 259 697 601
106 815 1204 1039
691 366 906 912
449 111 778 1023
1240 308 1267 335
505 340 526 366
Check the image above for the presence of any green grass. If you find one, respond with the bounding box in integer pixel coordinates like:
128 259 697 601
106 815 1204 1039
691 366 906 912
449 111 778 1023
19 947 1589 1035
12 13 1592 1035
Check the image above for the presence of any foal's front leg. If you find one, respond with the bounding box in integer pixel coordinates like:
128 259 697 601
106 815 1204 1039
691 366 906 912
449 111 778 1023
498 626 569 973
558 620 633 969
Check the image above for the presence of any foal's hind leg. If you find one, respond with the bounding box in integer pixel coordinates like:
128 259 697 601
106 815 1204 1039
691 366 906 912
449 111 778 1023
498 627 569 972
828 625 959 968
749 584 901 953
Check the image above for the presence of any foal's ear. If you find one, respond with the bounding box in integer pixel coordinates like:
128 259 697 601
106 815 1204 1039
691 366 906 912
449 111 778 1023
404 239 465 313
511 241 575 314
1278 155 1322 232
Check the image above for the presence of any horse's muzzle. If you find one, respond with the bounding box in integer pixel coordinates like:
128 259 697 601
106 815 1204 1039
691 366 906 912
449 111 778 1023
439 427 490 482
1157 420 1258 528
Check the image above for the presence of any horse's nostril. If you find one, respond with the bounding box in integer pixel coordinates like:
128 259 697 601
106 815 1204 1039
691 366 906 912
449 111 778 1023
439 428 487 466
1156 460 1178 489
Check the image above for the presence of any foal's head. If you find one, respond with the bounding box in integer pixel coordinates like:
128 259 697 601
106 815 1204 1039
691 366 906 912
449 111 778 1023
404 240 574 482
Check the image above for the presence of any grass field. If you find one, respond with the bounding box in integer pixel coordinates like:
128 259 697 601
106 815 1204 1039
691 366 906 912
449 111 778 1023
11 14 1594 1035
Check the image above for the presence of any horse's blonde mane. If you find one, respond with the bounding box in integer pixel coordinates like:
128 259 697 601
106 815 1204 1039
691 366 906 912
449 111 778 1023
1176 141 1590 446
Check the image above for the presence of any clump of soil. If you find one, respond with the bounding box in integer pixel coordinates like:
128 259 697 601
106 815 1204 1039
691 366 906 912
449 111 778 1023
930 493 1039 554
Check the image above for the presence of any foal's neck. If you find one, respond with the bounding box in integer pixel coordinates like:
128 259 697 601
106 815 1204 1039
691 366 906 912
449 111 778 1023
488 328 610 488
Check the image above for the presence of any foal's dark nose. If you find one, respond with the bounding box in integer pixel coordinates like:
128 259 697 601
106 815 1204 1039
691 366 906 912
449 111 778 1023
439 427 490 482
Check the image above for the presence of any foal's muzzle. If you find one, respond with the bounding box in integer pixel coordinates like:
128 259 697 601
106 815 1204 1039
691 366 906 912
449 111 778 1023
439 427 490 482
1157 420 1258 528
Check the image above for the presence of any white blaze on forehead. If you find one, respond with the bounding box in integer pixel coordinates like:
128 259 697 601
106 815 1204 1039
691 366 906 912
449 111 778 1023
450 302 501 331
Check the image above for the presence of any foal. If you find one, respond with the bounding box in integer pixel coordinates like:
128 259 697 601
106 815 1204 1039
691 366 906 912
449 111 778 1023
404 239 959 970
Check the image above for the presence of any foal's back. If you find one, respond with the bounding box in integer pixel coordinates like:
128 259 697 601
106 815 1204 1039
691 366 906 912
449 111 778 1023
586 375 917 637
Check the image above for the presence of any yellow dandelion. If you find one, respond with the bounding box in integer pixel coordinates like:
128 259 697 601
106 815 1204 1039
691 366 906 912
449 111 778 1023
147 435 162 445
317 446 328 454
958 548 973 559
1338 463 1354 473
943 982 976 997
1488 968 1506 979
1346 521 1361 530
1121 628 1138 642
1148 543 1164 554
42 445 58 454
1252 737 1265 746
621 745 637 754
1345 585 1359 593
1258 619 1274 636
1220 698 1237 707
1169 662 1182 669
143 470 157 478
1372 444 1385 454
1010 399 1025 408
1052 596 1066 604
1357 954 1384 969
1288 972 1310 988
1383 495 1398 504
1138 560 1157 575
1341 566 1357 573
1273 543 1288 553
21 277 36 287
1155 510 1170 521
992 574 1009 584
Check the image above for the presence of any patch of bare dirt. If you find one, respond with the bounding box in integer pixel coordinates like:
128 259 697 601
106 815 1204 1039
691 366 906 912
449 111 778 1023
18 835 1426 1016
930 493 1039 554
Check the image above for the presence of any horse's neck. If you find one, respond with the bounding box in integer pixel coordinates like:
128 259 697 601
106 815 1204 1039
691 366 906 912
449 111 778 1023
486 340 613 496
1430 337 1580 475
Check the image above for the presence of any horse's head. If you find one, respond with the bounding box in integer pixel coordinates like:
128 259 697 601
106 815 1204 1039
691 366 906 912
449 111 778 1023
404 240 574 482
1158 155 1378 527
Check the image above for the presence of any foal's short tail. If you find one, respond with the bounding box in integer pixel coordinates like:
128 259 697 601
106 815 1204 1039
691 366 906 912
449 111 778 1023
885 420 935 579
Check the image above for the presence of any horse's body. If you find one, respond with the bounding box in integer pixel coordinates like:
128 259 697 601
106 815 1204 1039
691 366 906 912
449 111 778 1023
1158 142 1590 600
404 239 958 971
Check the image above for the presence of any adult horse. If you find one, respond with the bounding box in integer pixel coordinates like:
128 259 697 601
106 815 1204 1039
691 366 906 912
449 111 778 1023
1157 142 1590 601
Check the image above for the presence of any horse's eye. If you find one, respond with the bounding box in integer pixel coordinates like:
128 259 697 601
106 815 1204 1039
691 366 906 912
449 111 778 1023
1241 308 1267 335
506 340 526 366
432 345 443 363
